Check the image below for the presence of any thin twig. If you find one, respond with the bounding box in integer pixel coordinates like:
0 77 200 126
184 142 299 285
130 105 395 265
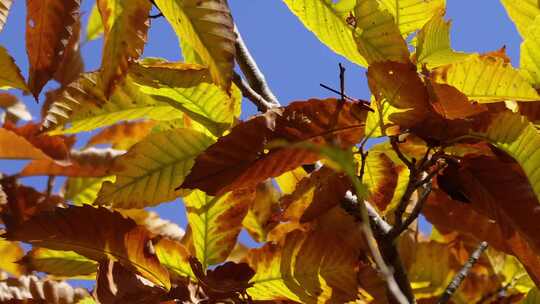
234 26 279 108
45 176 55 199
232 73 275 112
390 136 414 169
438 241 489 304
339 63 346 104
389 182 432 239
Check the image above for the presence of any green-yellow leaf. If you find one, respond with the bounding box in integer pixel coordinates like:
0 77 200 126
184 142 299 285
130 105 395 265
154 237 193 279
154 0 235 91
487 249 535 294
242 182 280 243
65 176 115 205
86 3 103 41
415 12 471 69
500 0 540 38
96 128 214 208
97 0 151 97
0 46 27 91
22 248 97 279
521 15 540 88
353 0 410 64
378 0 445 37
185 189 253 269
523 288 540 303
247 229 359 303
282 0 367 66
42 73 184 134
432 54 540 102
130 61 240 135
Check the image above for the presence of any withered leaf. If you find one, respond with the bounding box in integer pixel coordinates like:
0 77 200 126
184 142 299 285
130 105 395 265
182 99 368 195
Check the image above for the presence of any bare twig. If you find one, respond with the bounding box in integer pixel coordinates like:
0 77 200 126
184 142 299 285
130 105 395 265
390 136 414 169
438 241 489 304
339 63 346 103
45 176 55 199
234 26 279 108
389 182 432 239
232 73 276 112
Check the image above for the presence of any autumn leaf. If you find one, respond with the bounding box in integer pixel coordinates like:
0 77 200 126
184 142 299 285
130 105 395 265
353 0 410 64
154 237 193 280
282 0 367 66
4 205 171 289
182 99 368 195
0 238 25 276
5 122 74 160
54 18 84 87
0 93 32 123
521 15 540 88
97 0 151 97
0 45 28 91
242 181 280 243
378 0 445 38
500 0 540 38
86 3 103 41
119 209 185 242
86 121 155 150
96 128 214 208
64 176 114 205
0 0 11 32
185 189 254 269
431 54 540 102
0 127 51 160
21 248 97 279
26 0 80 99
275 167 308 195
154 0 236 91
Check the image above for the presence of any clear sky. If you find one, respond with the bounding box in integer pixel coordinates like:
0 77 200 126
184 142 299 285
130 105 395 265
0 0 523 287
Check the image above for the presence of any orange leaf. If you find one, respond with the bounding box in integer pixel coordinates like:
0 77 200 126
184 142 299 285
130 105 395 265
4 205 171 289
86 121 155 150
4 122 74 160
26 0 80 99
0 127 51 160
428 83 488 120
182 99 368 195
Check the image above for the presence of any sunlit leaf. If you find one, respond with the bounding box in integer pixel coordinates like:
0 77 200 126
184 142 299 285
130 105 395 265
487 249 535 294
4 205 171 289
523 288 540 303
275 167 308 195
119 209 185 242
432 54 540 102
283 0 367 66
65 176 115 205
242 182 280 243
521 15 540 88
86 3 103 41
26 0 80 98
42 73 184 134
182 99 368 195
53 18 84 87
86 120 155 150
247 229 360 303
154 237 193 279
415 11 471 68
97 0 151 97
154 0 235 91
500 0 540 38
22 248 97 279
0 0 12 32
0 127 52 160
353 0 410 64
0 238 25 276
185 189 254 268
378 0 445 38
96 128 214 208
0 45 28 91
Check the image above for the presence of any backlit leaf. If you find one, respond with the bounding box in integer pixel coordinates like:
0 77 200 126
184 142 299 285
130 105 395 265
523 288 540 303
0 45 27 91
415 12 471 68
96 128 214 208
353 0 410 64
247 229 360 303
378 0 445 37
242 182 280 243
42 73 184 134
86 3 103 41
182 99 368 195
0 127 52 160
22 248 97 279
521 15 540 88
53 18 84 87
432 54 540 102
26 0 80 98
0 0 12 32
0 238 25 275
275 167 308 195
500 0 540 38
4 205 171 289
283 0 367 66
154 0 236 91
185 189 254 268
97 0 151 97
154 238 193 279
86 121 155 150
119 209 185 242
64 176 115 205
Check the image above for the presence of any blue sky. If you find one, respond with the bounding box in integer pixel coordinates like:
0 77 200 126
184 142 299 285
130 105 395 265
0 0 522 288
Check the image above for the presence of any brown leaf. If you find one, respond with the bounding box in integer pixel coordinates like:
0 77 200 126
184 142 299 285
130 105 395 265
0 128 51 161
86 121 155 150
428 83 488 120
20 147 121 177
26 0 80 99
95 260 165 304
4 122 74 160
182 99 368 195
0 93 32 123
120 209 185 242
3 205 171 289
53 18 83 87
0 0 12 32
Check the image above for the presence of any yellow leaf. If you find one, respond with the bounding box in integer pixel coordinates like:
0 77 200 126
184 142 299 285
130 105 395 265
523 288 540 303
275 167 308 195
500 0 540 38
354 0 410 64
155 0 235 91
242 182 280 243
96 128 214 208
247 229 360 303
97 0 151 97
154 238 193 279
22 248 97 279
86 3 103 41
64 176 115 205
415 12 471 69
185 189 253 268
432 54 540 102
521 15 540 88
487 248 535 294
0 46 27 91
0 238 25 276
378 0 445 37
283 0 367 66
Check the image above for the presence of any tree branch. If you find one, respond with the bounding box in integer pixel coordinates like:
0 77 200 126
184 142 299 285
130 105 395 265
388 182 432 239
438 241 489 304
234 26 279 109
232 73 276 113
